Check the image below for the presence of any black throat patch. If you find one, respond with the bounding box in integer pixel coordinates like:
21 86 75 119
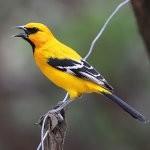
23 38 35 53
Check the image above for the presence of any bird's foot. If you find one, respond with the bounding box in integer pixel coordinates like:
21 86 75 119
35 99 72 126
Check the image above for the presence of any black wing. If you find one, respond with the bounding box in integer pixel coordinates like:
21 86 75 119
47 58 113 91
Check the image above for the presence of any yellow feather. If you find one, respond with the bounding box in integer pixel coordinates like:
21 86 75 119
25 23 111 99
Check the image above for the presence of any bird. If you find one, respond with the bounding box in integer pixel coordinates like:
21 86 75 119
14 22 147 123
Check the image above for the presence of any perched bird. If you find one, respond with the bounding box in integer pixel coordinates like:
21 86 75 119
15 23 147 122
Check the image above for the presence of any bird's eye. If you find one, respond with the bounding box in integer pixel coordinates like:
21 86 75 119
26 27 40 34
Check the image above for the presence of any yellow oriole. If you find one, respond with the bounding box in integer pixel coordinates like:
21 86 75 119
15 22 147 122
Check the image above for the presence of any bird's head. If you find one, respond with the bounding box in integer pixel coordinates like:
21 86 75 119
15 23 54 50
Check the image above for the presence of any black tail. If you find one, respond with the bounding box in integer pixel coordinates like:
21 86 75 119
103 92 148 123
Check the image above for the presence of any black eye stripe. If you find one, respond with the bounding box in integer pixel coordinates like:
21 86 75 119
26 27 39 34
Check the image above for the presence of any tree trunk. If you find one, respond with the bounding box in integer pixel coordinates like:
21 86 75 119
131 0 150 56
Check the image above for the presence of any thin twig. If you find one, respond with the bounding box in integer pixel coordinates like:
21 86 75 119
37 130 49 150
41 115 49 150
84 0 130 60
62 92 69 103
37 0 130 149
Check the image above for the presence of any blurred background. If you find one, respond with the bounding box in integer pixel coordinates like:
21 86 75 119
0 0 150 149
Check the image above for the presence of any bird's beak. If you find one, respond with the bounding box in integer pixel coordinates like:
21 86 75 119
14 25 28 39
16 25 27 31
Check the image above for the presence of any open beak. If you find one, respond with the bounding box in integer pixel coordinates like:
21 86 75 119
14 25 28 39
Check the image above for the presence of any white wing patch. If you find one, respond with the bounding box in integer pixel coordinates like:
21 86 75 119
79 71 105 85
57 60 83 70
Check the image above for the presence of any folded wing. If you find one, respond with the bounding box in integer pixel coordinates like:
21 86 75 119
47 58 113 91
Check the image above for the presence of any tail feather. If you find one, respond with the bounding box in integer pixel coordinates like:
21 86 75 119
103 92 148 123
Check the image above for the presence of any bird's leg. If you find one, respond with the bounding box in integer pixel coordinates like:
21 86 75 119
35 98 72 126
49 98 72 114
